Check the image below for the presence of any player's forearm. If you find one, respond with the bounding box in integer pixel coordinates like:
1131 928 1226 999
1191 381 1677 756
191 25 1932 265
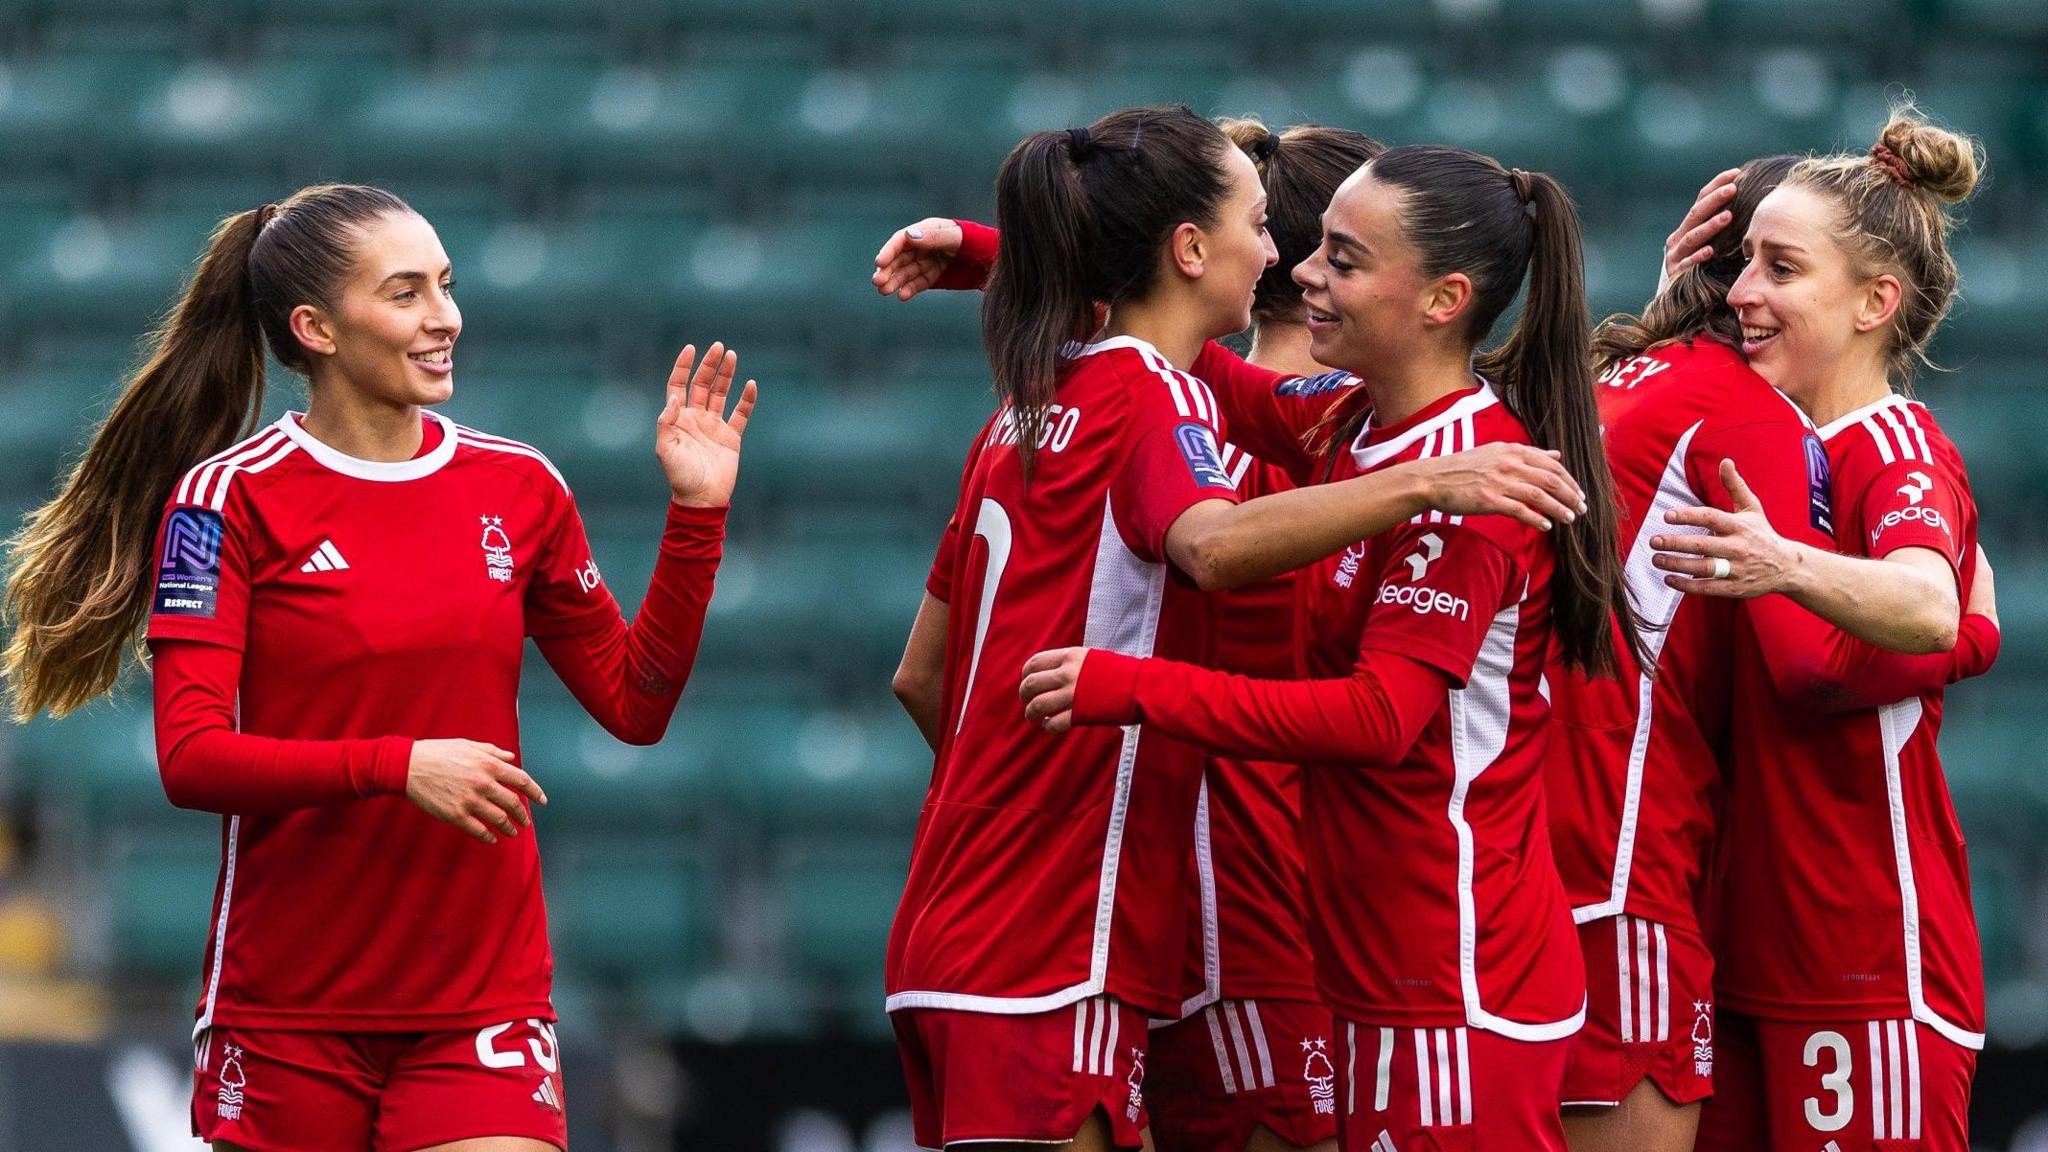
1179 472 1426 590
153 638 413 814
893 594 949 753
1073 649 1443 765
543 504 724 745
1804 613 2002 712
1779 543 1959 655
160 728 414 814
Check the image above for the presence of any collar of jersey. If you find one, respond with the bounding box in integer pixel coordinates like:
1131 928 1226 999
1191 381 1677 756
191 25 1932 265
1813 392 1914 443
1063 333 1169 363
1348 379 1499 471
274 409 459 481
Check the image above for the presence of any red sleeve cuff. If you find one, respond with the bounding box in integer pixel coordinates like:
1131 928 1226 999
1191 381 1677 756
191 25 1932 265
1959 612 2001 675
1073 650 1146 727
934 220 998 290
662 501 728 561
367 735 416 797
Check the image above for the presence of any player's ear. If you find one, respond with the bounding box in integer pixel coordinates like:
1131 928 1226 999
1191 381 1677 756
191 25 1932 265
1168 220 1205 280
1421 272 1472 329
289 303 338 361
1854 272 1903 334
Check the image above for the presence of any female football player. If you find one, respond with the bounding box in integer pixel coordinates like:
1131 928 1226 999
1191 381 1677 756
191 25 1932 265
1016 145 1637 1150
2 183 753 1152
1648 109 1997 1152
877 109 1586 1152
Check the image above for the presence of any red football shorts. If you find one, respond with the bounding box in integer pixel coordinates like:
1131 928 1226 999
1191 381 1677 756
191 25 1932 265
1562 913 1716 1107
191 1019 567 1152
1696 1011 1976 1152
1334 1019 1572 1151
1149 998 1339 1152
892 994 1149 1150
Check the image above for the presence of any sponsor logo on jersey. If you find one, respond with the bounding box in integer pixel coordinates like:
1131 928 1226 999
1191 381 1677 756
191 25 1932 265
1597 354 1672 391
1870 504 1952 550
1897 469 1932 505
1377 582 1471 621
1124 1047 1146 1123
1174 422 1235 490
575 556 602 594
480 516 515 583
1403 532 1445 580
1691 999 1714 1078
1276 370 1356 397
1301 1036 1336 1116
215 1043 248 1121
154 507 225 618
1804 434 1833 535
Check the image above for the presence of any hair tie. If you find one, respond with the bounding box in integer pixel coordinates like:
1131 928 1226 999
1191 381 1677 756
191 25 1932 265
1065 127 1094 163
1869 143 1914 188
256 202 280 228
1252 131 1280 164
1508 168 1535 205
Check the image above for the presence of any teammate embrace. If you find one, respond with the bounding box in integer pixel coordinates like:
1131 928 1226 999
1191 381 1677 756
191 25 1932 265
877 100 1995 1152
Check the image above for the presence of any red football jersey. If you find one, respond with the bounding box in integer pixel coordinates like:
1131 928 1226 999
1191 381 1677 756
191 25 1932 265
1141 347 1587 1039
886 335 1239 1018
1717 394 1986 1050
1546 340 1832 933
147 411 642 1034
1181 445 1320 1011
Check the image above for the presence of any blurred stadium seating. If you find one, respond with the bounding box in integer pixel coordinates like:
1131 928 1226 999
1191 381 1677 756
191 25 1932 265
1 0 2044 1053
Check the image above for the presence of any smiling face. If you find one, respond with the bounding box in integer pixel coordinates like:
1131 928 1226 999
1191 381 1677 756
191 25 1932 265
1291 165 1441 375
292 210 461 407
1725 184 1895 405
1186 143 1280 339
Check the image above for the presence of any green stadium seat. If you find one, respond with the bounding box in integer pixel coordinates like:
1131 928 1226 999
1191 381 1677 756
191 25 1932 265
518 693 718 832
543 835 712 981
777 837 908 1004
10 700 168 820
105 823 220 978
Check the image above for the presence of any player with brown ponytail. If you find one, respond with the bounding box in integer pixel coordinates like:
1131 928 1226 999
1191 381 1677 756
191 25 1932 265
1006 146 1628 1150
3 183 753 1151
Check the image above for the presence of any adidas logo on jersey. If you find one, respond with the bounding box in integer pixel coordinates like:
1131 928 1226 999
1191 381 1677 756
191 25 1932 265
532 1074 562 1111
1372 1131 1400 1152
299 540 349 573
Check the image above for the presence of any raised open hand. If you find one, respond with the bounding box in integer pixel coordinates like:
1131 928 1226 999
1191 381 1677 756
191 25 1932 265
658 341 758 508
872 217 965 301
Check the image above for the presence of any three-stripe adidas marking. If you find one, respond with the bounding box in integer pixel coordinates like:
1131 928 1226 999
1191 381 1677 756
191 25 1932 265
1201 1000 1276 1094
1372 1131 1401 1152
532 1075 562 1111
299 540 349 574
1866 1018 1922 1141
1615 914 1671 1044
1072 996 1122 1075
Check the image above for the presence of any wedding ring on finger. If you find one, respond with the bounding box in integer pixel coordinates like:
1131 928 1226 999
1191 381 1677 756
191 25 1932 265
1710 557 1732 580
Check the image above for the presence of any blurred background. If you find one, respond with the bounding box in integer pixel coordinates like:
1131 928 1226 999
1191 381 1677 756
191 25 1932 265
0 0 2044 1148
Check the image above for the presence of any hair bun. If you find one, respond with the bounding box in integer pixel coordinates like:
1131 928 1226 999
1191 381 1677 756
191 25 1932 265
1878 108 1982 205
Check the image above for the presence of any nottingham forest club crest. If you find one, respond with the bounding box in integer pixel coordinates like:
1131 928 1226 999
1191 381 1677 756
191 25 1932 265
480 516 515 582
1302 1037 1337 1116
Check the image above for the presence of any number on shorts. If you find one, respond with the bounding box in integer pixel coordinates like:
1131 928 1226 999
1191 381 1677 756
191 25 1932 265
953 497 1012 734
1802 1029 1853 1133
475 1019 560 1073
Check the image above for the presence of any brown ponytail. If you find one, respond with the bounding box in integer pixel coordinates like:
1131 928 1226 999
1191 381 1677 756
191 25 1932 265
1591 154 1799 370
1369 145 1641 677
3 183 412 720
983 105 1234 478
